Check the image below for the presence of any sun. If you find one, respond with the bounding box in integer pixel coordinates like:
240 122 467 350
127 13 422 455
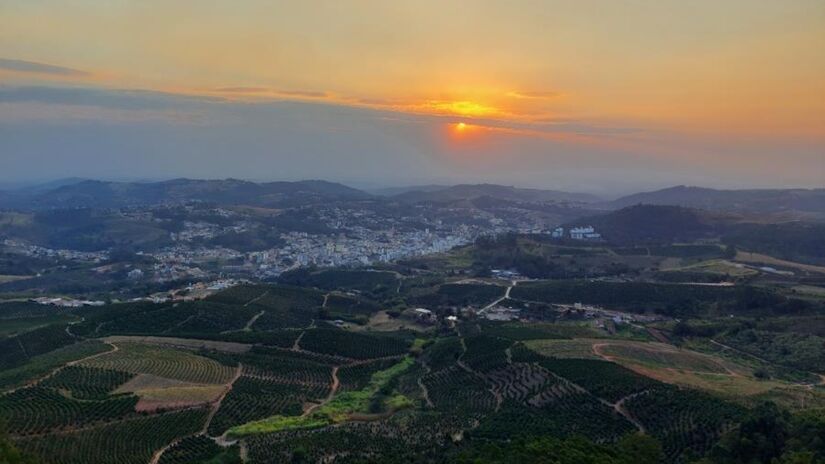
456 122 467 131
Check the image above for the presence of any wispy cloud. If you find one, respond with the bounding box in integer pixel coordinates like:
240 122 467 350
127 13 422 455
213 87 329 98
506 90 562 99
214 86 269 93
0 58 88 77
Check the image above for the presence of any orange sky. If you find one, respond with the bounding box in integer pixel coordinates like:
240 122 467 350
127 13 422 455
1 1 824 189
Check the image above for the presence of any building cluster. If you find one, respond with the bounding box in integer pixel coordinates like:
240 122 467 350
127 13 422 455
550 226 602 240
31 297 105 307
3 239 108 262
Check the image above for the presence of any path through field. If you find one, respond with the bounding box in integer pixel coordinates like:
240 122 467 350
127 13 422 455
478 280 516 315
244 290 269 307
612 391 648 433
5 341 119 394
149 363 243 464
242 310 265 331
302 366 339 417
417 361 434 408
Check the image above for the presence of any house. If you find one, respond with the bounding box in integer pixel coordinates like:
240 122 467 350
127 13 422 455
570 226 602 240
413 308 436 323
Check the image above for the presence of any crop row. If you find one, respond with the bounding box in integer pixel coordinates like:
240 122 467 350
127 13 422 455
422 365 497 414
16 408 209 464
299 329 411 360
624 386 745 462
81 343 237 384
158 435 240 464
0 386 137 435
538 358 659 403
40 366 134 400
0 325 76 371
207 376 328 436
338 358 401 392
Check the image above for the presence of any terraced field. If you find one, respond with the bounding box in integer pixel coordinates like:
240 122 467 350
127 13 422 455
81 343 237 384
40 366 134 400
16 408 209 464
0 385 138 435
158 435 240 464
596 342 735 374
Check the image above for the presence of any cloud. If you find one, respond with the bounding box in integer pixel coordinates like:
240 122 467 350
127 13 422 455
277 89 328 98
506 90 563 99
0 86 223 110
213 87 329 98
214 86 269 93
0 58 88 77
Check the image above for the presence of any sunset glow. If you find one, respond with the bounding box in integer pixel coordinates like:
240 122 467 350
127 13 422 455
1 1 823 188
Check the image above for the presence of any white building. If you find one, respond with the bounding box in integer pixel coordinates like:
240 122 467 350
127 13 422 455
570 226 602 240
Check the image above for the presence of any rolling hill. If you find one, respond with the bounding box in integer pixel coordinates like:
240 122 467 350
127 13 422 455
393 184 600 204
608 185 825 215
0 179 372 210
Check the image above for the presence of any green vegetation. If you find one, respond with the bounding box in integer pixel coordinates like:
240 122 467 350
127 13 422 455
410 283 505 308
81 343 237 384
716 329 825 375
15 408 208 464
0 386 138 435
0 325 77 371
299 328 412 359
625 386 746 462
40 366 134 400
0 340 111 391
479 321 599 341
279 268 399 299
539 358 659 403
208 376 321 436
228 357 414 436
455 434 663 464
511 280 799 317
158 435 241 464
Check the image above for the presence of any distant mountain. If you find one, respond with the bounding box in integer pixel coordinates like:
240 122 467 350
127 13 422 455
369 184 449 196
566 204 732 245
567 204 825 265
393 184 600 204
0 179 372 210
13 177 90 193
608 185 825 215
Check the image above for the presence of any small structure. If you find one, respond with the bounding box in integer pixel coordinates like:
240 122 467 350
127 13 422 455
570 226 602 240
413 308 436 323
127 269 144 280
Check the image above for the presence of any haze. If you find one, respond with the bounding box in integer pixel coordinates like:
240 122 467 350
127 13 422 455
1 1 824 194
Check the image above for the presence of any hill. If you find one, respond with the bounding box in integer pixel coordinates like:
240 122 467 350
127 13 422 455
568 205 825 264
608 185 825 215
0 179 372 210
393 184 600 204
566 204 729 245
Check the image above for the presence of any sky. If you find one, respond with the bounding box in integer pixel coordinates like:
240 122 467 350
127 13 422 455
1 1 824 194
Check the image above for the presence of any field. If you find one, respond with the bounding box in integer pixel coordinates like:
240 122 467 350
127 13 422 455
0 340 112 391
5 270 823 463
158 435 241 464
735 251 825 275
81 343 238 384
0 312 79 337
526 337 825 408
102 335 252 353
227 356 415 436
15 408 209 464
298 328 412 360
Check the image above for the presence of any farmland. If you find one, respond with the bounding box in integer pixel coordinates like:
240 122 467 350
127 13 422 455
2 272 824 463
